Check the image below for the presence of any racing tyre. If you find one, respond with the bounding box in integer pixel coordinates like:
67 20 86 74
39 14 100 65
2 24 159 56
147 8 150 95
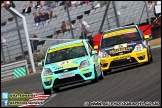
103 71 107 76
103 69 111 76
147 47 153 64
149 47 153 62
98 68 104 80
91 67 99 83
43 87 51 95
53 87 60 92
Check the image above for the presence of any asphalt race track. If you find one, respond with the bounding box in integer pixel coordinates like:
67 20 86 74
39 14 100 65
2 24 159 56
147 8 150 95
1 47 161 107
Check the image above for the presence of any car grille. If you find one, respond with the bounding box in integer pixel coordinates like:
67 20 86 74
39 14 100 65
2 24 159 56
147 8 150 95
110 57 137 68
110 50 132 56
54 74 84 86
54 67 78 74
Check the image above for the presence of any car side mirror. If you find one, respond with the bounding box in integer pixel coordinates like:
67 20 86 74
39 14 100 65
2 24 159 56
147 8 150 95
144 35 149 39
38 62 43 66
94 45 98 50
144 35 152 41
92 50 97 55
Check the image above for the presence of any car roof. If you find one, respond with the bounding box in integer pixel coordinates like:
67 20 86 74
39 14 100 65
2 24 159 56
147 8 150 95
103 25 138 34
48 40 84 50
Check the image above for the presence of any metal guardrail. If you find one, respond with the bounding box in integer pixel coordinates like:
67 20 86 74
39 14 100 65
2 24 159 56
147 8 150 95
1 60 29 82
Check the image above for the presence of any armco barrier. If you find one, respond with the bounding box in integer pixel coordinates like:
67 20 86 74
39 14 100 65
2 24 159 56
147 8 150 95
1 60 29 82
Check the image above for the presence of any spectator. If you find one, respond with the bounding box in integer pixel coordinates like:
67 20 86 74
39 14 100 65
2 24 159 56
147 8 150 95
8 1 15 8
44 11 50 22
43 7 49 13
60 21 67 33
66 21 75 31
1 37 8 46
154 1 161 18
46 1 51 7
1 1 15 13
79 22 93 46
40 1 48 11
40 1 46 7
79 19 90 30
60 1 71 11
35 1 41 8
39 11 45 22
91 1 100 10
49 1 56 9
42 11 50 23
79 1 84 5
5 1 10 5
1 1 9 12
30 33 39 51
30 1 36 11
79 19 92 39
67 1 72 9
84 1 90 4
33 12 43 26
148 1 154 13
79 23 93 46
71 1 80 7
21 4 31 15
48 8 57 21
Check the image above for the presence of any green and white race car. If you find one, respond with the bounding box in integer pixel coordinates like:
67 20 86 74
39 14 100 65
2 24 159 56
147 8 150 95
38 40 104 94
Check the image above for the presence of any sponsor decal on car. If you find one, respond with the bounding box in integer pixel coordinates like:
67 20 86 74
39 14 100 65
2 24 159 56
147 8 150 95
103 28 137 38
113 55 131 61
48 43 84 53
80 68 90 72
44 76 53 80
110 47 132 54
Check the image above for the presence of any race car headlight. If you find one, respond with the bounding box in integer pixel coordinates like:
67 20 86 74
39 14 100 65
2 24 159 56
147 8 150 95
134 44 143 52
42 68 53 76
79 60 90 68
99 51 108 58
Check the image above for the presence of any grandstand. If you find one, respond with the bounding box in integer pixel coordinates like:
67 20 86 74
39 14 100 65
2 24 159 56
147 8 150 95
1 1 155 64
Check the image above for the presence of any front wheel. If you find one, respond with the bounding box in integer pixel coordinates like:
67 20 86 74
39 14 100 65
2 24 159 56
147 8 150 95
52 87 60 92
146 47 153 64
103 69 111 76
91 67 99 83
149 47 153 62
98 67 104 80
43 87 51 95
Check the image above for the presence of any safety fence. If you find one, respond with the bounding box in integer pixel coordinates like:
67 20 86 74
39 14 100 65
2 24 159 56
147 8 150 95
1 60 29 82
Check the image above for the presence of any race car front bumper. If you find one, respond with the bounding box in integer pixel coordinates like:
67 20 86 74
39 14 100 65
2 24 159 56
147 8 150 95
100 48 149 71
42 65 96 90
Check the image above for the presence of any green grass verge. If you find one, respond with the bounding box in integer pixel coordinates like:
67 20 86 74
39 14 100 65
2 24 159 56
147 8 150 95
1 91 33 107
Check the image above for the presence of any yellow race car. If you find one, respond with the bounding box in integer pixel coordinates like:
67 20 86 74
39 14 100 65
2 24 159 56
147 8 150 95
94 25 153 75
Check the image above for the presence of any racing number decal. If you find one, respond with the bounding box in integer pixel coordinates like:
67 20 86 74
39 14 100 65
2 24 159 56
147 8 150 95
114 43 127 49
58 60 72 68
58 60 80 69
60 61 70 65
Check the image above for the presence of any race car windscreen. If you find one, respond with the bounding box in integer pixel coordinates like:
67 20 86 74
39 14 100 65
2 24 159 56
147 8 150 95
101 28 141 48
45 46 88 64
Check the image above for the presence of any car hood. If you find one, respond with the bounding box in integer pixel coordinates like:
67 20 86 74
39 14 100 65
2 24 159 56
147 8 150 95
44 56 89 72
100 40 143 54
